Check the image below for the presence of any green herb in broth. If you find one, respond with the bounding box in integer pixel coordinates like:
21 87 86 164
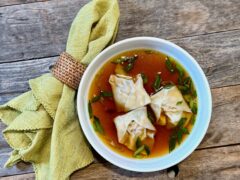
133 145 151 157
91 90 113 103
176 101 183 105
123 55 138 72
183 94 191 103
136 137 142 148
190 114 197 125
91 95 101 103
88 101 93 118
124 62 134 72
140 73 148 84
144 145 150 155
112 55 138 73
152 74 162 92
111 56 131 64
190 99 198 114
133 145 145 157
133 137 151 158
169 118 189 152
101 91 113 97
165 56 175 73
147 108 155 123
176 64 184 84
93 116 105 134
178 85 189 94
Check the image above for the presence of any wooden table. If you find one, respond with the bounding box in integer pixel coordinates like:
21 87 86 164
0 0 240 179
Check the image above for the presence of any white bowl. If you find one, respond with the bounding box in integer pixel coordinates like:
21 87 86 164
77 37 212 172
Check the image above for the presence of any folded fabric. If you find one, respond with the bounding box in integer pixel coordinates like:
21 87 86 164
0 0 120 179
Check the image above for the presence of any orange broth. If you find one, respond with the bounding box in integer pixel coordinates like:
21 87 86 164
88 49 195 158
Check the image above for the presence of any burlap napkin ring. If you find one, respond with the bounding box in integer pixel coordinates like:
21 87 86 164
51 52 86 90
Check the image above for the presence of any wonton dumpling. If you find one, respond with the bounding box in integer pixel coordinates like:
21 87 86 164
114 107 156 150
109 74 151 112
150 86 192 127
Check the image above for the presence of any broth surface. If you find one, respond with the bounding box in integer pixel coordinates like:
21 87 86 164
89 49 196 158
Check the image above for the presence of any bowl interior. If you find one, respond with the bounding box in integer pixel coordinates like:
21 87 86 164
77 37 212 172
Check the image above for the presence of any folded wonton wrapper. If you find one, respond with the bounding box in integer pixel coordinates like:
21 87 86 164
114 107 156 150
109 74 151 112
150 86 192 127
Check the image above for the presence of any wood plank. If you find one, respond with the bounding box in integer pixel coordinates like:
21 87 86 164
0 57 58 94
0 0 88 63
0 0 240 63
200 85 240 148
0 29 240 95
2 145 240 179
0 93 24 105
0 0 48 7
0 84 239 177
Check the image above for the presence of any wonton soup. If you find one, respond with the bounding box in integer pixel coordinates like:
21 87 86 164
88 49 198 159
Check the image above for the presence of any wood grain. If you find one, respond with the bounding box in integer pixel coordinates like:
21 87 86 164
0 56 57 94
2 145 240 179
0 84 239 177
0 29 240 95
0 93 24 106
0 0 48 7
0 0 240 63
200 85 240 148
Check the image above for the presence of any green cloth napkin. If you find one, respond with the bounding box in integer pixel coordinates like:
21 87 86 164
0 0 119 179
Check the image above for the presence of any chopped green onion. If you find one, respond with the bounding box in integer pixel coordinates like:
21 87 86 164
176 101 183 105
134 154 143 159
169 118 188 152
133 145 145 157
111 56 130 64
181 127 189 134
177 130 183 144
183 77 191 86
178 85 189 94
88 101 93 118
183 94 191 103
136 137 142 149
124 62 134 72
147 109 155 123
93 116 104 134
177 127 189 144
169 136 177 152
177 117 187 128
133 145 151 157
165 57 175 73
152 74 161 92
100 91 113 97
190 99 198 114
91 91 113 103
176 64 184 84
112 55 138 72
190 114 196 125
192 89 197 97
144 145 150 155
91 95 101 103
141 73 148 84
176 64 184 77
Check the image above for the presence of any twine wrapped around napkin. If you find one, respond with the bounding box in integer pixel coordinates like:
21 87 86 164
0 0 119 179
